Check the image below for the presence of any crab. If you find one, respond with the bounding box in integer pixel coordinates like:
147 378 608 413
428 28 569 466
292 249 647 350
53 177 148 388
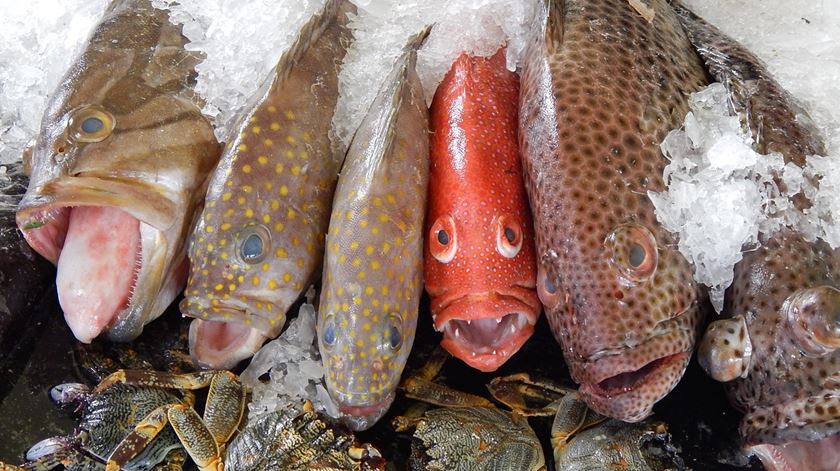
393 347 686 471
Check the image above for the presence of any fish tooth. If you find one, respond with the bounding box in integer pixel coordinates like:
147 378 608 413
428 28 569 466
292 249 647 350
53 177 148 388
471 351 476 357
467 320 471 325
510 324 516 334
455 327 460 338
492 350 497 355
496 317 502 324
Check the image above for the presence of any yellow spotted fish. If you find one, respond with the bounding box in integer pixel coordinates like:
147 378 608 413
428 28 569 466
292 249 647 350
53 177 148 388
318 28 431 431
181 0 355 369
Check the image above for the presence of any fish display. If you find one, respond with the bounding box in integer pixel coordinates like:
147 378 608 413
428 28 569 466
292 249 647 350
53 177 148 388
518 0 708 421
0 163 54 351
425 49 540 373
180 0 355 369
318 29 430 431
674 4 840 471
14 0 222 344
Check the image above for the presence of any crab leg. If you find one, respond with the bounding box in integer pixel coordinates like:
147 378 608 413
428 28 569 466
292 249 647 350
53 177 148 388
93 370 222 393
168 405 223 471
487 373 574 417
105 405 174 471
551 393 608 453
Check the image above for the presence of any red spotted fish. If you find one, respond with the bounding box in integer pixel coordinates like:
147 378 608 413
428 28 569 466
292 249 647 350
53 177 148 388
673 4 840 470
425 48 540 373
15 0 221 343
180 0 355 369
518 0 709 422
318 28 430 431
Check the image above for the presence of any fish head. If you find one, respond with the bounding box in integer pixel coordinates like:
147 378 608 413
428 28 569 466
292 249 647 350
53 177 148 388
425 206 540 372
16 3 219 343
537 221 700 422
697 234 840 469
318 281 417 431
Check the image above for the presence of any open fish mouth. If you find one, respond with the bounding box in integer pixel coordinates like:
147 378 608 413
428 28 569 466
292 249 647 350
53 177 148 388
183 305 269 370
741 389 840 447
592 352 687 396
749 434 840 471
18 205 148 343
434 293 538 372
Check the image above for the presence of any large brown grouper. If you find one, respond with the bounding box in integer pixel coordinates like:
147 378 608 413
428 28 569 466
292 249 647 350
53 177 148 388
180 0 355 369
672 4 840 470
15 0 222 343
518 0 709 422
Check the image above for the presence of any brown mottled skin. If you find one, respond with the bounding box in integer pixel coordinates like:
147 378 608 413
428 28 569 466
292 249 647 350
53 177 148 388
674 4 840 471
518 0 708 422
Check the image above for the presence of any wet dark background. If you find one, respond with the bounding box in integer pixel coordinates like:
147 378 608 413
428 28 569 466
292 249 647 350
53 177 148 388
0 290 764 470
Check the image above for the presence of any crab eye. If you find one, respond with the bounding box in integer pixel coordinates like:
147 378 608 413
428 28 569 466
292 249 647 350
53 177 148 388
429 215 457 264
386 313 403 350
605 224 658 283
496 215 523 258
237 225 271 264
69 106 115 143
537 268 562 309
322 314 337 349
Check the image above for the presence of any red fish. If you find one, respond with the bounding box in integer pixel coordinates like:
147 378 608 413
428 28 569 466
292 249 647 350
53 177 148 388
424 48 540 372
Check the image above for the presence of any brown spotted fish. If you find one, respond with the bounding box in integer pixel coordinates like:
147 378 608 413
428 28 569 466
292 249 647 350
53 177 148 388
318 29 430 431
518 0 709 422
673 4 840 470
180 0 355 369
15 0 221 343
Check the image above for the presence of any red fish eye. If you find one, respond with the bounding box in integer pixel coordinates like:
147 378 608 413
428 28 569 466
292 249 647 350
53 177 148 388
496 215 523 259
429 215 457 264
605 224 658 283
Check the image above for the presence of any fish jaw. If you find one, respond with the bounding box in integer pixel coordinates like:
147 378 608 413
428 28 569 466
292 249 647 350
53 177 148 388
187 317 268 370
335 392 396 432
434 290 540 372
749 435 840 471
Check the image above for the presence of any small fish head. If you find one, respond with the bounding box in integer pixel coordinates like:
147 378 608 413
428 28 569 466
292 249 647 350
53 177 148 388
538 221 700 422
318 289 416 431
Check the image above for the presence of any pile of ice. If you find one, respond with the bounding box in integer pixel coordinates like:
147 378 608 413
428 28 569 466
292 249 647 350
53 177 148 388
151 0 327 143
240 287 341 423
651 1 840 311
0 0 110 164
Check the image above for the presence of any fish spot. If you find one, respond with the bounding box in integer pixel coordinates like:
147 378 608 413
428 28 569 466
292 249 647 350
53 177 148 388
275 163 284 174
263 139 274 147
276 248 288 258
239 144 248 152
244 209 254 218
286 136 296 145
274 222 285 232
222 192 232 201
285 111 295 120
270 123 280 131
283 273 292 283
257 155 268 165
243 164 252 174
252 126 261 134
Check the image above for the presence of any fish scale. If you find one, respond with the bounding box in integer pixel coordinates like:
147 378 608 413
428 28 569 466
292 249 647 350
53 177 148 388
518 0 708 422
181 0 355 369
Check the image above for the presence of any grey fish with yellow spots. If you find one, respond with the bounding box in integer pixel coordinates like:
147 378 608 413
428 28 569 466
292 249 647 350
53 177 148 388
180 0 355 370
318 28 431 431
15 0 221 344
672 3 840 471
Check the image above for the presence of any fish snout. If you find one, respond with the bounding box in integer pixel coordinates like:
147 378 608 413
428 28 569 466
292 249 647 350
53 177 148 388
337 392 396 431
783 285 840 356
698 315 753 382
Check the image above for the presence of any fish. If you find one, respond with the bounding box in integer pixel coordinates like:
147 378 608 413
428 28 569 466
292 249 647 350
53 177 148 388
518 0 709 422
0 162 55 350
674 4 840 471
424 48 540 372
180 0 355 369
318 28 430 431
14 0 222 344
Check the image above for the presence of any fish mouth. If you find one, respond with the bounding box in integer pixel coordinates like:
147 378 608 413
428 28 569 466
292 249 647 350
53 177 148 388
186 315 269 370
741 389 840 447
433 292 540 372
749 435 840 471
593 352 685 396
335 392 396 431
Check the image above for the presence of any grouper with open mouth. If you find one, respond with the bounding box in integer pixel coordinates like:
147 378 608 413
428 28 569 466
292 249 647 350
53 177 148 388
518 0 709 421
16 0 222 343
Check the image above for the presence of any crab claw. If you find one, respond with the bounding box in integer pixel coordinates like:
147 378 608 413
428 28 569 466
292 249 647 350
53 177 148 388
784 286 840 356
25 437 76 462
697 315 752 382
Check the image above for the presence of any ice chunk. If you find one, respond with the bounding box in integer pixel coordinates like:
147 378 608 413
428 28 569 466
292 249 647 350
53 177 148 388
0 0 110 164
240 286 341 423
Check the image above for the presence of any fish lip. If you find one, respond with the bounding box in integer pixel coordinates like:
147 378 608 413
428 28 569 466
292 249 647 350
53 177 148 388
432 288 540 327
334 392 396 431
586 351 688 397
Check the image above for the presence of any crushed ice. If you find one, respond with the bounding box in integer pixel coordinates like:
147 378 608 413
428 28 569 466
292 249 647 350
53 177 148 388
240 286 341 423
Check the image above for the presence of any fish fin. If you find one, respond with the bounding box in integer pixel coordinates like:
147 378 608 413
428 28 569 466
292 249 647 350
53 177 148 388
545 0 565 56
21 145 34 177
272 0 357 86
670 0 826 159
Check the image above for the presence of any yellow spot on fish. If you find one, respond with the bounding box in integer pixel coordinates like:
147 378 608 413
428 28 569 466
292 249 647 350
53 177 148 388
371 226 380 235
251 276 260 286
382 241 391 253
214 284 223 291
365 245 375 255
274 222 285 233
264 139 274 147
224 209 235 217
245 209 254 218
220 252 229 260
207 243 215 252
270 122 280 131
360 219 369 228
287 209 296 219
352 257 361 267
386 194 396 204
356 339 365 348
206 226 215 233
268 106 277 113
271 200 280 210
342 303 350 313
395 237 403 247
363 308 371 316
365 286 374 296
286 136 296 145
358 271 367 280
291 165 301 176
350 241 359 250
346 210 354 220
283 273 292 283
299 151 309 160
303 132 311 141
268 279 278 289
353 297 362 305
243 185 253 193
243 164 252 173
285 111 295 120
237 197 246 205
339 254 347 264
296 257 304 268
276 248 288 258
370 260 381 270
262 214 270 224
222 192 232 201
292 236 300 246
275 163 284 174
257 155 268 165
378 213 389 223
280 185 288 196
286 150 294 159
238 144 248 152
252 126 261 134
228 283 236 291
261 263 270 272
373 197 382 207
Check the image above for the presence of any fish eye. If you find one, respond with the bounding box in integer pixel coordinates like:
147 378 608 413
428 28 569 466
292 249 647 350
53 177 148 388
496 215 523 258
237 224 271 264
429 215 457 264
69 106 115 143
538 268 562 309
605 224 658 283
322 314 337 349
386 313 403 350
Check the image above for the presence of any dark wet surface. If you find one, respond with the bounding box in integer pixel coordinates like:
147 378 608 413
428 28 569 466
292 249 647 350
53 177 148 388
0 291 763 470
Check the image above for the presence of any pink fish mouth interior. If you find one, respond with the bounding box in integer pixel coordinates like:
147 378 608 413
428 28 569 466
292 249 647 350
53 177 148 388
751 435 840 471
594 353 681 396
439 312 535 372
188 317 268 370
23 206 141 343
